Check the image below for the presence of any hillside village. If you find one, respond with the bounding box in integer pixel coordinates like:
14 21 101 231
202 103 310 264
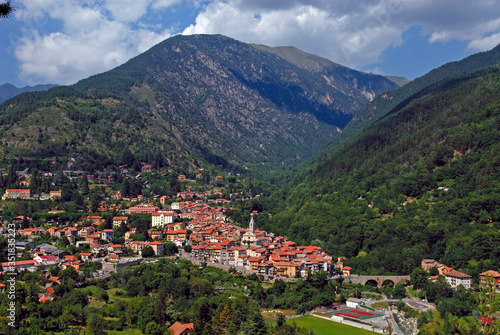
2 166 497 289
1 162 499 335
0 164 335 284
2 197 333 279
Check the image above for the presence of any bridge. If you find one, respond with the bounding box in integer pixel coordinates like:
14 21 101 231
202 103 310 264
338 275 411 287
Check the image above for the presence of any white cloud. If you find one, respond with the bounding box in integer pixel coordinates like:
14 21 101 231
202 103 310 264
182 0 406 67
468 32 500 51
9 0 500 84
13 0 174 85
183 0 500 69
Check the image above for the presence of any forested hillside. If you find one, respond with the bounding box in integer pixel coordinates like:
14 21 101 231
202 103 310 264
0 86 195 172
339 43 500 143
260 66 500 275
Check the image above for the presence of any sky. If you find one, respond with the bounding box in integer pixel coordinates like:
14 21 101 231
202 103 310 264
1 0 500 87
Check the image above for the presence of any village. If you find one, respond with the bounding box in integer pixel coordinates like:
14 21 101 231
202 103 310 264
1 168 499 335
1 180 334 282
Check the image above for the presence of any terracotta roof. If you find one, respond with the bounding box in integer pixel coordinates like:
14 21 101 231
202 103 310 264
39 296 54 303
168 322 194 335
445 270 471 278
480 270 500 277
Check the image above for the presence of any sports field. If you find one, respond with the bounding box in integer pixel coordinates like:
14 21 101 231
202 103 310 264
287 315 374 335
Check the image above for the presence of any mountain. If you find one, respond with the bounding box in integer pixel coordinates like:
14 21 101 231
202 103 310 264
384 76 410 87
263 65 500 275
0 83 59 104
346 43 500 134
0 34 398 171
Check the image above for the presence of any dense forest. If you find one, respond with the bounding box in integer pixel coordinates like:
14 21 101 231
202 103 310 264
1 258 343 334
256 66 500 276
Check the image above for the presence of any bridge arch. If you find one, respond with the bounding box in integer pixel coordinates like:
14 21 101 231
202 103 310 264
382 279 395 287
343 275 411 288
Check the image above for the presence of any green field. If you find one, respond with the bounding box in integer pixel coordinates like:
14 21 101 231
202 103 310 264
287 315 374 335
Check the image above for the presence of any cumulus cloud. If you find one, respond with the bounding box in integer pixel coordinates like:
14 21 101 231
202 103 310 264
183 0 500 68
9 0 500 84
13 0 175 84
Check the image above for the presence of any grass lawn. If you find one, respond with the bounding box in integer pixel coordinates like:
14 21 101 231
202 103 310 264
407 287 421 298
371 301 389 310
288 315 374 335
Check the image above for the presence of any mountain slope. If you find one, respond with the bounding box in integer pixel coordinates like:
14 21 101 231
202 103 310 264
0 86 192 171
347 43 500 133
70 34 397 169
263 66 500 274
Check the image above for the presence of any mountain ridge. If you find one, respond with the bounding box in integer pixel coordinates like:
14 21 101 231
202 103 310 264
0 83 59 104
0 34 398 172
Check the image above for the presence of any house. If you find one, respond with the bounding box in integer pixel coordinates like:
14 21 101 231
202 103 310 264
438 265 454 276
128 202 159 214
168 322 194 335
130 241 150 253
346 298 365 309
480 270 500 286
79 252 92 262
150 241 164 255
149 230 163 240
39 296 54 303
142 165 152 172
108 244 122 253
0 283 5 293
78 226 95 238
84 216 103 223
124 229 137 239
151 211 175 228
49 190 62 199
34 255 60 266
421 259 438 271
445 270 472 289
64 227 78 237
45 227 59 236
112 216 129 229
101 229 115 242
86 234 101 245
342 266 352 276
2 189 31 200
177 175 187 181
1 260 38 272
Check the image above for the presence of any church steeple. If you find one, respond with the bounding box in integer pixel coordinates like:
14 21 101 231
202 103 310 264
249 215 255 233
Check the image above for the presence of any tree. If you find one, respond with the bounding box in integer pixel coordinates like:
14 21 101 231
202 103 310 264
86 313 106 335
97 289 109 304
141 246 154 258
0 1 13 18
450 276 500 335
392 284 406 299
144 321 163 335
410 267 429 290
59 266 79 283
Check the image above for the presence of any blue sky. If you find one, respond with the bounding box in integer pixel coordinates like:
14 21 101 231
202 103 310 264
1 0 500 87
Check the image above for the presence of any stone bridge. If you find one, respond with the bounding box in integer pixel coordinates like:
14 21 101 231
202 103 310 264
340 275 411 287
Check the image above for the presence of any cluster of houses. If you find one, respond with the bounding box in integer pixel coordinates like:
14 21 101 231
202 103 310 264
421 259 500 289
175 201 333 277
2 198 333 278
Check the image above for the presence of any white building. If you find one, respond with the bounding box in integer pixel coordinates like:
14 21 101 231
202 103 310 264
445 270 472 289
346 298 364 309
151 211 175 228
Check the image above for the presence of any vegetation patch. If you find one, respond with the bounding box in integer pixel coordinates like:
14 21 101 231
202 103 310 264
288 315 374 335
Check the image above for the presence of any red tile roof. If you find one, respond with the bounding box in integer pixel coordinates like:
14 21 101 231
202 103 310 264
168 322 194 335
